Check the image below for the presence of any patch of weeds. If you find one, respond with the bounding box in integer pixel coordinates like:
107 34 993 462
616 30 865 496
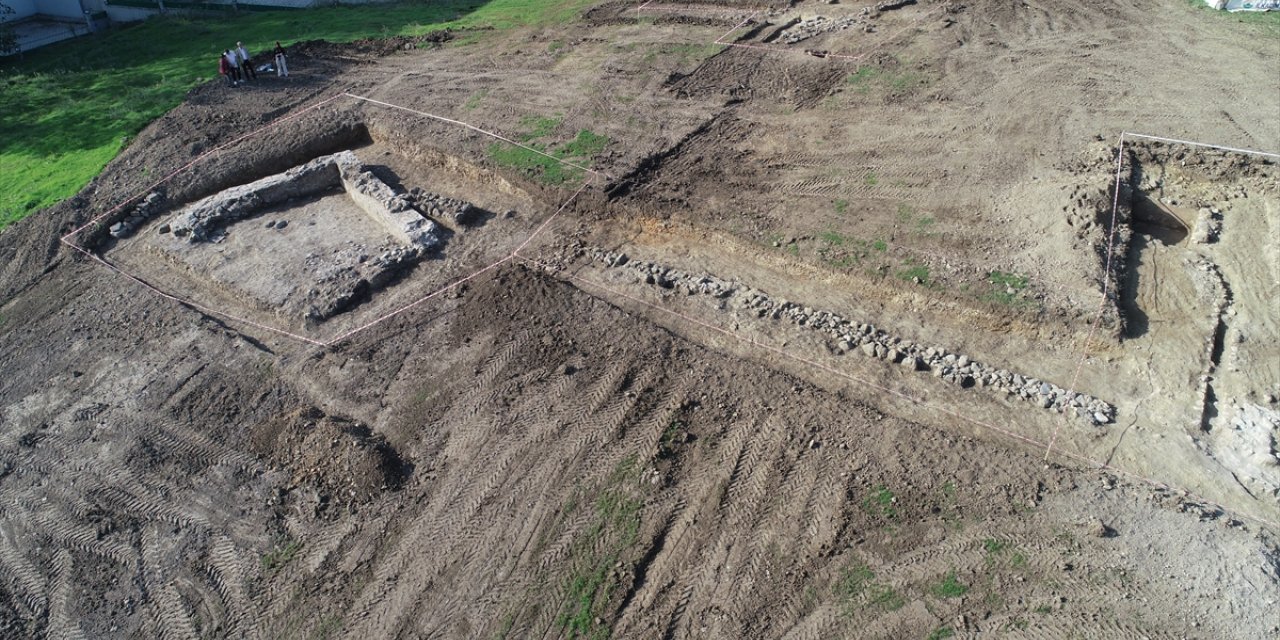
896 203 917 223
846 66 882 93
863 484 898 519
463 88 489 110
489 120 611 185
557 455 645 639
896 202 936 235
845 63 932 96
833 562 875 600
261 539 303 574
896 261 930 285
818 230 846 246
1010 552 1027 568
559 129 610 160
871 239 888 252
1003 618 1029 631
866 584 905 611
801 584 819 613
1033 604 1053 615
931 571 968 599
864 172 879 187
786 242 800 257
834 198 850 214
658 419 685 459
985 270 1034 307
314 615 342 639
548 39 565 53
926 627 955 640
493 611 517 639
518 114 563 142
982 538 1007 555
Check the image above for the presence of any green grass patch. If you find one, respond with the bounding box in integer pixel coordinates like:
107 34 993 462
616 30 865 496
846 66 882 93
489 117 609 185
833 562 875 600
931 571 968 599
845 62 931 96
864 172 878 187
0 0 597 230
982 538 1007 555
833 198 849 214
1179 0 1280 34
926 627 955 640
863 484 898 519
518 114 563 142
896 262 930 285
871 239 887 252
818 230 846 246
463 88 489 110
867 584 905 611
984 270 1034 307
557 455 644 639
261 539 303 574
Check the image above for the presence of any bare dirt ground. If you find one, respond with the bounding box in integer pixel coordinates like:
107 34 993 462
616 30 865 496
1 1 1279 638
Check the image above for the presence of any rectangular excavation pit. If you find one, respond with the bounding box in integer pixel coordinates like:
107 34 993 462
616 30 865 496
105 140 545 340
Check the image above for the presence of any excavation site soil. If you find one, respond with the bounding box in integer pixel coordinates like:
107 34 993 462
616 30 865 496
2 0 1279 637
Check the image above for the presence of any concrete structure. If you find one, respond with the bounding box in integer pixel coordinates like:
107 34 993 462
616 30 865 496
2 0 106 55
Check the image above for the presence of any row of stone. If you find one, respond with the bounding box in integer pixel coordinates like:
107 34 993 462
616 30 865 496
407 188 481 227
589 248 1115 426
108 191 164 239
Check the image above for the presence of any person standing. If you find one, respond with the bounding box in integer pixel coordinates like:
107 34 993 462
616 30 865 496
218 52 235 86
236 41 258 81
273 41 289 77
223 49 241 85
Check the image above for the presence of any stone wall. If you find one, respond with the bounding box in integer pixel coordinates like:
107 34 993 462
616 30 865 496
588 248 1117 426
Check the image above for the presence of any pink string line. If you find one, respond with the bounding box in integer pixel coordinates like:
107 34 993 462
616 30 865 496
638 4 759 15
59 238 329 346
1124 132 1280 159
60 92 604 347
61 93 346 243
513 252 1280 531
1043 135 1127 461
343 92 615 181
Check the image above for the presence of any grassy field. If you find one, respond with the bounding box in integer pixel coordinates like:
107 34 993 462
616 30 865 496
0 0 593 231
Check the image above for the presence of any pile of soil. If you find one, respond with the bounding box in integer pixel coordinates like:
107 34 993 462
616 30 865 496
253 407 410 513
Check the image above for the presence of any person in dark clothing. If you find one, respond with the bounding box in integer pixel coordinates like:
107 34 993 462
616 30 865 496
273 41 289 77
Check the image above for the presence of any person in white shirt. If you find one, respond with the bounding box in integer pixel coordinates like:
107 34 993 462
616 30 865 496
236 42 258 81
223 50 241 85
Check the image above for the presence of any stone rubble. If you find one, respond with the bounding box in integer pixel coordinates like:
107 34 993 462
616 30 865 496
108 191 164 239
587 248 1116 426
336 154 442 250
408 187 480 227
165 151 453 251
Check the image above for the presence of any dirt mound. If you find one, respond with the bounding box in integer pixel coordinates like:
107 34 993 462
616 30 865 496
253 407 410 513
